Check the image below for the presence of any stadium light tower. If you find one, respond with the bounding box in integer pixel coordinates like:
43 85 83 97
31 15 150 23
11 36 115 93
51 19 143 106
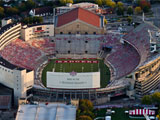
142 12 145 22
82 66 84 72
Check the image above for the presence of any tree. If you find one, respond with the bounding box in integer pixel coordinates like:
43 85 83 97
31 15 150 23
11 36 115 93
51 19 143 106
66 0 73 4
140 0 151 13
0 7 4 18
110 1 116 8
141 95 152 105
104 19 108 25
22 16 43 24
60 0 66 5
127 16 132 24
23 17 30 24
104 0 116 8
33 16 43 24
116 6 124 16
77 100 94 120
127 6 133 15
78 115 92 120
117 1 124 8
134 6 142 14
136 0 141 5
151 92 160 105
95 0 103 6
84 99 93 111
26 0 36 10
6 7 19 16
19 3 27 12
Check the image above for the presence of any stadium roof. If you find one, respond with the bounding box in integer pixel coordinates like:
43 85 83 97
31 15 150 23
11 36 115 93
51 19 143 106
56 7 101 27
16 103 76 120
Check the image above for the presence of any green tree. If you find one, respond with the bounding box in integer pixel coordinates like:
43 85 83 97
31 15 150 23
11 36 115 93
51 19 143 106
60 0 66 5
136 0 141 5
19 3 27 12
117 1 124 8
95 0 103 6
152 92 160 105
110 1 116 8
6 7 19 16
116 6 124 16
141 95 152 105
26 0 36 10
134 6 142 14
0 7 4 18
77 100 94 120
127 6 133 15
23 17 30 24
29 17 33 24
66 0 73 4
140 0 151 13
33 16 43 24
104 0 116 8
78 115 92 120
82 110 95 119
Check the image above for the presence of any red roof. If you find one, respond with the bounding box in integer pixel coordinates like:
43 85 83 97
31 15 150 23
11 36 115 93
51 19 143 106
57 7 101 27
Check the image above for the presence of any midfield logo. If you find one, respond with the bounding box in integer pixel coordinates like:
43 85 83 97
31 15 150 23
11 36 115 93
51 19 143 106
70 71 77 76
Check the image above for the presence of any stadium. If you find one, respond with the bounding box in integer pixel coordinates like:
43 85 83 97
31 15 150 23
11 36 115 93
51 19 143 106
0 7 160 105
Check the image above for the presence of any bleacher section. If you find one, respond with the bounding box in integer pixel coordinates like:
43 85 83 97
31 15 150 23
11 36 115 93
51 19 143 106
27 38 55 55
123 23 158 66
0 39 46 70
55 35 102 54
101 33 140 79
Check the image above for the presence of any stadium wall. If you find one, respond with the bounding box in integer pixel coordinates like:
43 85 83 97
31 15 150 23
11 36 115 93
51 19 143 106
0 62 34 105
55 35 101 54
21 23 54 41
134 56 160 96
0 23 21 50
55 20 104 35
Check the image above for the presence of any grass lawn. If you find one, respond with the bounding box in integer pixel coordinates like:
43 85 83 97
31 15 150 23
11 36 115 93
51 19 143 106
94 108 145 120
41 59 110 88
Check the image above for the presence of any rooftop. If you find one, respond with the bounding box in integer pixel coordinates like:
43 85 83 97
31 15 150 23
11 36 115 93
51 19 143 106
56 7 101 27
16 103 76 120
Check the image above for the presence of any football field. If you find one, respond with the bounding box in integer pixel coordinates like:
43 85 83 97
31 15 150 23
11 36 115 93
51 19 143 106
42 59 110 88
54 60 99 72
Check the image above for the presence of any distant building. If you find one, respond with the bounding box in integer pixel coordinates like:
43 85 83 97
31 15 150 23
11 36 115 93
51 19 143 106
0 23 21 50
29 6 53 17
54 7 105 35
134 56 160 96
1 18 12 27
16 103 76 120
54 2 99 16
21 23 54 41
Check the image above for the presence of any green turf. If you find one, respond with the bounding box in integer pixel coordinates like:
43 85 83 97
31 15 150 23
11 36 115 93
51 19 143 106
94 108 145 120
41 59 110 88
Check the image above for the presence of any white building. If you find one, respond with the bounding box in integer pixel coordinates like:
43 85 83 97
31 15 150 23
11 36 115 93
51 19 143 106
0 57 34 105
0 23 21 50
16 103 76 120
21 23 54 41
